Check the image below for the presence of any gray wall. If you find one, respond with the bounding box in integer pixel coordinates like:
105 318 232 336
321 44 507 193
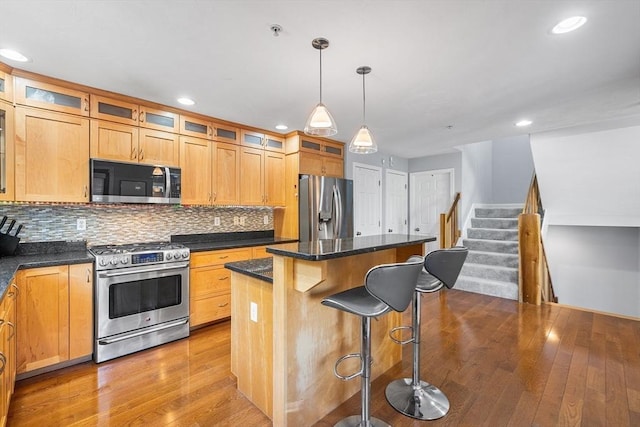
459 141 493 224
544 225 640 317
492 135 534 203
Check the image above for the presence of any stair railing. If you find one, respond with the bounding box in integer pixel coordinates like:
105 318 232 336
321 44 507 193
518 174 556 304
440 192 461 249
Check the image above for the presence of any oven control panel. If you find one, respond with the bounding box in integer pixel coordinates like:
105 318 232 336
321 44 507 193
93 248 190 270
132 252 164 264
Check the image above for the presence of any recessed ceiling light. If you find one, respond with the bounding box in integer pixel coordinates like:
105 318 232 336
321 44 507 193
275 124 288 130
552 16 587 34
0 48 30 62
177 97 195 106
515 119 533 127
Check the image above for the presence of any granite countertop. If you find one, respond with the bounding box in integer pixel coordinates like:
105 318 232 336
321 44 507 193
224 257 273 283
266 234 436 261
171 231 297 253
0 241 94 300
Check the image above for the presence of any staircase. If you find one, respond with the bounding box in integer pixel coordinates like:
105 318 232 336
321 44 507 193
456 205 521 300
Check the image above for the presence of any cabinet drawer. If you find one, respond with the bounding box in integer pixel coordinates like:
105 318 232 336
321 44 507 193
190 293 231 326
190 248 251 267
190 267 231 299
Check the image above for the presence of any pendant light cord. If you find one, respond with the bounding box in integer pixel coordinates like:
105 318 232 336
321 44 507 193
319 48 323 103
362 72 366 124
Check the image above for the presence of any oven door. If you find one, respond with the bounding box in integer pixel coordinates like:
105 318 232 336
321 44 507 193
95 262 189 340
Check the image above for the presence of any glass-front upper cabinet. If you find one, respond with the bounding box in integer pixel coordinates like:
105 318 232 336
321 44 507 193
0 70 13 102
0 101 15 200
14 77 89 116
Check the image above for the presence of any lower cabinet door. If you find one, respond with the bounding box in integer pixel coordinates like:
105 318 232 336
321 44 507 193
190 294 231 327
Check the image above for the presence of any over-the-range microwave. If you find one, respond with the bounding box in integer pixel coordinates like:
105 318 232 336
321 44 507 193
91 159 181 204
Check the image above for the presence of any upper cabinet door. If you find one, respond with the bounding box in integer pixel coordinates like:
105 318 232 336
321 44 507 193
212 122 239 145
179 136 212 205
322 140 344 158
90 120 139 163
139 106 179 133
180 115 213 140
90 95 138 125
14 78 89 116
15 107 89 202
239 146 264 206
263 133 285 153
264 151 285 206
241 130 264 149
212 142 240 205
0 101 15 201
138 128 180 167
0 70 12 102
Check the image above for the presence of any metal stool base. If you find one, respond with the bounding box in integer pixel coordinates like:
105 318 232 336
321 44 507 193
385 378 450 420
334 415 391 427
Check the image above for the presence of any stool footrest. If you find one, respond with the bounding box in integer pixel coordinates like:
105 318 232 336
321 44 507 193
333 353 363 381
389 325 414 345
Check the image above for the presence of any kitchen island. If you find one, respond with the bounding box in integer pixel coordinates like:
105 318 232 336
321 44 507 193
226 234 435 427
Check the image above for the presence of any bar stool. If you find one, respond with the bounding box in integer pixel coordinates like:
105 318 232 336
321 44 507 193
385 247 468 420
321 259 424 427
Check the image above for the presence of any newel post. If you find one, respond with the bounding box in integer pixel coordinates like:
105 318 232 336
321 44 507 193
518 213 542 304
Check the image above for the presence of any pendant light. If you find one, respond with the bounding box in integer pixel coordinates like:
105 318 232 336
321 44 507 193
304 38 338 136
349 66 378 154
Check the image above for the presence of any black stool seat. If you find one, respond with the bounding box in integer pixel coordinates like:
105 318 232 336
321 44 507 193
321 260 423 427
321 286 391 317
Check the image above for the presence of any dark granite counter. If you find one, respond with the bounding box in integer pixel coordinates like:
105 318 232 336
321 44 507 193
171 231 297 253
266 234 436 261
0 241 94 300
224 257 273 283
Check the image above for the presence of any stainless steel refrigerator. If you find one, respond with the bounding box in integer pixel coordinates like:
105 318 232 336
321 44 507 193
299 175 354 241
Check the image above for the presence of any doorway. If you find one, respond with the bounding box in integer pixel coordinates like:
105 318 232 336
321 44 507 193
385 169 408 235
353 163 382 236
409 168 454 249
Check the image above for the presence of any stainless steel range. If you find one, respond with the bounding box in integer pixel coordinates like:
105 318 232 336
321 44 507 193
90 242 190 363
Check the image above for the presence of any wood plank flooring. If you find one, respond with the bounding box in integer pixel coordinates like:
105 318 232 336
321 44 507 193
8 290 640 426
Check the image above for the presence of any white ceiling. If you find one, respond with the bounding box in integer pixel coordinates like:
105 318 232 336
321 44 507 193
2 0 639 158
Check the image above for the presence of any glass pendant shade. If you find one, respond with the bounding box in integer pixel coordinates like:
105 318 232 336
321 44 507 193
304 102 338 136
349 125 377 154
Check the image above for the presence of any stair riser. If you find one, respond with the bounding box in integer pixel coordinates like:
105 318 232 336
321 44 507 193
471 218 518 229
466 252 518 268
455 278 518 300
461 265 518 283
475 208 522 219
463 239 518 254
467 228 518 241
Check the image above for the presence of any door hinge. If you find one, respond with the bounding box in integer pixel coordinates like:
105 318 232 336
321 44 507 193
378 180 381 186
404 184 407 189
378 221 381 226
404 219 407 225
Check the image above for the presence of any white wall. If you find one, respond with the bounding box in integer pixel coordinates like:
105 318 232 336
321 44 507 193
531 124 640 226
460 140 493 223
544 225 640 317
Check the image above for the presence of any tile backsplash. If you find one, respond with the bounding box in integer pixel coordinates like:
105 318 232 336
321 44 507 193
0 203 273 246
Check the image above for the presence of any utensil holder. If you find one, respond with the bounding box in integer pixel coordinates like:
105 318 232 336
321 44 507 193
0 234 20 256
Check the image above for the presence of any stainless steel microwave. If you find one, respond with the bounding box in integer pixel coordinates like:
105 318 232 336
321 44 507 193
91 159 181 204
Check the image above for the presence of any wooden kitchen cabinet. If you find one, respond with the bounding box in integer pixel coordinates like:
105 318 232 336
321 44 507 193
287 132 344 177
241 129 284 153
179 136 240 205
91 95 180 133
15 107 90 203
0 69 12 102
240 146 285 206
16 263 93 375
14 77 89 116
189 248 251 327
0 279 17 427
0 101 15 202
180 115 240 144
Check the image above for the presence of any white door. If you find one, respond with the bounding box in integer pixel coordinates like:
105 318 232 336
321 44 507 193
353 163 382 236
385 169 408 235
410 169 454 247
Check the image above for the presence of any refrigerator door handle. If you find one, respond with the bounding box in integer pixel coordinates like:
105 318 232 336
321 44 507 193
333 184 343 238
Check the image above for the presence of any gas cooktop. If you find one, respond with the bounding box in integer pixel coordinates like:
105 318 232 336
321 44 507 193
89 241 186 255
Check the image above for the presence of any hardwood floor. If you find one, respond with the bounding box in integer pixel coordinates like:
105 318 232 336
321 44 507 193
8 290 640 426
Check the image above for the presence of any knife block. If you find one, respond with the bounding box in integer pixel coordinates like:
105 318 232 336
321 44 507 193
0 234 20 256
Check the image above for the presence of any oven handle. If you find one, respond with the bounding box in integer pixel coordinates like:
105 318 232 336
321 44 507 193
98 262 190 278
98 318 189 345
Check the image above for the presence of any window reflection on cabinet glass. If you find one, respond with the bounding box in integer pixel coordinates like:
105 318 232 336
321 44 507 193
98 102 133 119
25 86 81 109
184 121 208 134
145 112 174 128
0 109 5 193
216 128 236 140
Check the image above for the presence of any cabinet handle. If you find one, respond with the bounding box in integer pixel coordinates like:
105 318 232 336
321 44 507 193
132 109 137 121
208 126 213 137
219 255 229 259
84 185 88 198
139 111 145 122
131 147 137 160
7 322 15 340
87 268 91 283
219 276 229 280
217 303 229 308
213 192 217 202
0 352 5 375
139 149 144 160
83 96 89 112
208 193 212 202
10 283 18 296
